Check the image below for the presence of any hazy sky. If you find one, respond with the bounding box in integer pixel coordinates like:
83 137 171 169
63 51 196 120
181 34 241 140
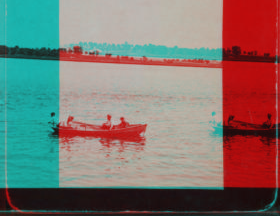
60 0 223 49
3 0 59 49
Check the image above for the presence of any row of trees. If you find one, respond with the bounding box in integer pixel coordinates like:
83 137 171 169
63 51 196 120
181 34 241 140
1 43 276 63
223 46 271 57
102 55 211 64
1 45 59 57
66 41 223 60
0 44 214 64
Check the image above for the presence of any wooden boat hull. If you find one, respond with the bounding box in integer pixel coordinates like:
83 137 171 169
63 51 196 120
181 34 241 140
214 126 277 137
52 124 147 138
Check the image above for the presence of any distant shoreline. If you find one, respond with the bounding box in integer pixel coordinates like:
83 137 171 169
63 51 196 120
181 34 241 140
0 54 222 68
223 55 276 63
1 54 277 69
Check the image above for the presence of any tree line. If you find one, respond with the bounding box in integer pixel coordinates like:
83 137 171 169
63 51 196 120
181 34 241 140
66 41 222 60
1 43 277 63
223 46 272 57
0 45 59 57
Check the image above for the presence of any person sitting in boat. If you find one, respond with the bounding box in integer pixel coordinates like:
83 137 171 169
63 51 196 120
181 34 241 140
67 115 74 127
117 117 130 128
102 114 114 130
48 112 59 128
227 115 234 126
227 115 241 128
262 113 272 129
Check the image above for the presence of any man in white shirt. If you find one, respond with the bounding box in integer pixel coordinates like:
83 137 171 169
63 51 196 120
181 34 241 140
102 114 114 130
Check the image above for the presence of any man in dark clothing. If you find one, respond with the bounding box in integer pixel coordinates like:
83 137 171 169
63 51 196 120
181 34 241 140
263 113 272 129
117 117 129 128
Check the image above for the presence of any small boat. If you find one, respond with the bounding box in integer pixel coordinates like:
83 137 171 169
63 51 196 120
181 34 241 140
52 121 147 138
213 120 279 137
213 125 277 137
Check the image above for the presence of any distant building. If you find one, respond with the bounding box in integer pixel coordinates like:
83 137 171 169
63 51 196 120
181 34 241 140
73 46 83 54
232 46 241 55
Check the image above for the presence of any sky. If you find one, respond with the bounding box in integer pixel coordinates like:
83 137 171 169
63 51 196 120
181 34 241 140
2 0 59 49
60 0 223 49
2 0 277 54
223 0 278 55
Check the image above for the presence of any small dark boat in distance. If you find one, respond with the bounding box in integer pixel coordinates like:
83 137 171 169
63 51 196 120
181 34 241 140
52 121 147 138
214 125 278 137
213 120 279 137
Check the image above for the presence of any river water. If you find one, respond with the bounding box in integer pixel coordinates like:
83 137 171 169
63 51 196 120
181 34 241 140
0 59 277 188
59 61 223 187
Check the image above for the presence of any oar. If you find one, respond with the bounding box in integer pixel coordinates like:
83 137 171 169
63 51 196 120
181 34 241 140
72 121 101 129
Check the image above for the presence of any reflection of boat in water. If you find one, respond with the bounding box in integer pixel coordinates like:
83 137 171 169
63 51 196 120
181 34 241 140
58 133 146 154
99 136 146 145
213 121 278 137
52 121 147 138
99 136 146 154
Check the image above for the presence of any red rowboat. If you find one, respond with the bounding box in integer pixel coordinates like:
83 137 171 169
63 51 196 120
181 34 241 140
52 121 147 138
